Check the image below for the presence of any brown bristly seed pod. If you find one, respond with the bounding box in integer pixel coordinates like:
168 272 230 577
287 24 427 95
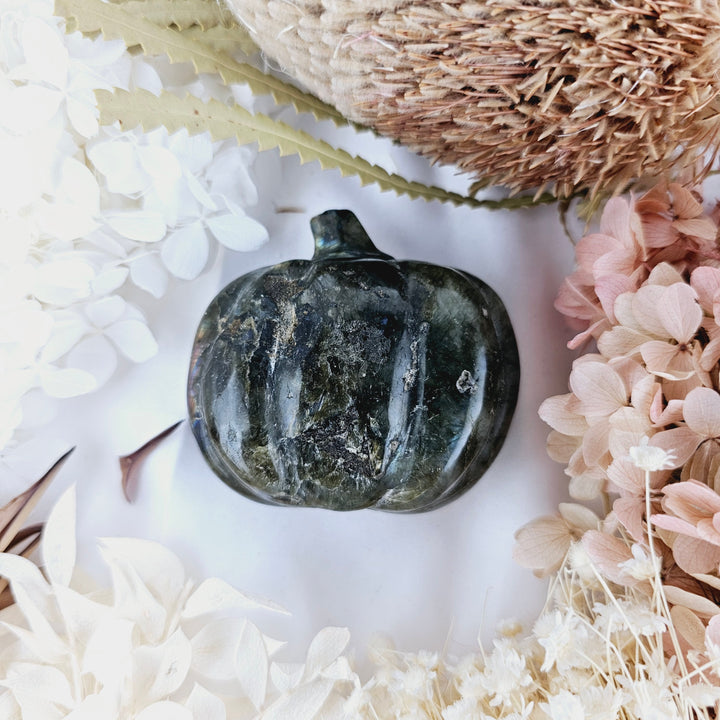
228 0 720 198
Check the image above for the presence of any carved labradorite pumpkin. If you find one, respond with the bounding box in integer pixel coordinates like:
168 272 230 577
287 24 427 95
188 210 520 512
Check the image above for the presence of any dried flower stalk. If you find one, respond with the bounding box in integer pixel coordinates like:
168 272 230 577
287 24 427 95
230 0 720 197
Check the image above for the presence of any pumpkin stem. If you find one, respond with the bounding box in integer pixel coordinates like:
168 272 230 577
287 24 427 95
310 210 390 260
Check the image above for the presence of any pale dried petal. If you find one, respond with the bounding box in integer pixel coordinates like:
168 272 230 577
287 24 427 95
303 627 351 681
538 395 587 436
631 284 668 337
662 479 720 519
682 386 720 439
658 283 702 344
581 530 634 585
41 484 75 587
182 576 287 619
235 621 268 709
512 516 571 576
135 701 193 720
184 684 226 720
649 427 700 468
558 503 600 531
663 584 720 618
569 361 627 417
670 605 706 651
672 535 720 574
133 629 192 704
191 618 245 681
105 319 158 363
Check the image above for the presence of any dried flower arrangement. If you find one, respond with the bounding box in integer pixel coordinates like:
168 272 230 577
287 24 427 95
232 0 720 197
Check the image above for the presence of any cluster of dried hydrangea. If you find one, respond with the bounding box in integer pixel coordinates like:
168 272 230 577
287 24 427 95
517 181 720 669
232 0 720 196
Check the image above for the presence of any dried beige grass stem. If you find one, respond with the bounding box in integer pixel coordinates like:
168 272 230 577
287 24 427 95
229 0 720 197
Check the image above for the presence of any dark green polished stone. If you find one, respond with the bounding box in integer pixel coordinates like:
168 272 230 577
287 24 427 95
188 210 519 512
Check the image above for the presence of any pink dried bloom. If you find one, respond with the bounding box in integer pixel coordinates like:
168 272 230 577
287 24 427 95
652 479 720 574
555 197 645 349
555 181 720 350
650 387 720 470
540 356 656 499
514 503 600 578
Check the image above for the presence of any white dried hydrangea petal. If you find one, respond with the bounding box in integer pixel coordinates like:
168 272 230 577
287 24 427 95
182 576 288 619
262 678 336 720
161 224 209 280
91 266 129 296
40 311 88 363
303 627 351 681
41 484 76 587
132 629 192 704
184 684 226 720
206 211 268 252
99 537 186 609
128 253 168 298
105 209 167 243
39 367 97 398
1 662 74 718
88 138 146 194
190 618 245 681
235 621 268 709
82 617 134 686
33 259 95 306
105 319 158 363
0 85 61 133
135 701 193 720
15 17 69 88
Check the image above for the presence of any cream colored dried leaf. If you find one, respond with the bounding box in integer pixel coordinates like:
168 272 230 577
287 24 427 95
117 0 237 32
54 0 345 125
95 88 488 208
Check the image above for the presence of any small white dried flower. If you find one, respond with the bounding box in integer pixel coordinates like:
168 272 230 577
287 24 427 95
628 436 675 471
541 689 585 720
617 543 661 582
478 639 533 708
533 610 591 674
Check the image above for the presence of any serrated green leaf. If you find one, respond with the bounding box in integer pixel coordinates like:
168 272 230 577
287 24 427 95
97 88 491 207
116 0 236 31
54 0 345 125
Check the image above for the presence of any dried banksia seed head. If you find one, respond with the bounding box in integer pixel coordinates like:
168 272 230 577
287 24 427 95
230 0 720 197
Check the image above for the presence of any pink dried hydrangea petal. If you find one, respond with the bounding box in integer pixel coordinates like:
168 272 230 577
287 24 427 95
683 387 720 439
649 427 701 468
640 340 680 376
582 529 635 585
594 274 636 324
569 361 627 418
613 496 645 541
575 233 622 275
513 516 571 576
669 183 704 219
599 197 635 248
671 535 720 575
697 517 720 546
607 457 645 495
690 266 720 314
538 394 589 436
597 326 648 358
632 284 669 337
662 479 720 520
658 283 702 344
672 217 717 241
